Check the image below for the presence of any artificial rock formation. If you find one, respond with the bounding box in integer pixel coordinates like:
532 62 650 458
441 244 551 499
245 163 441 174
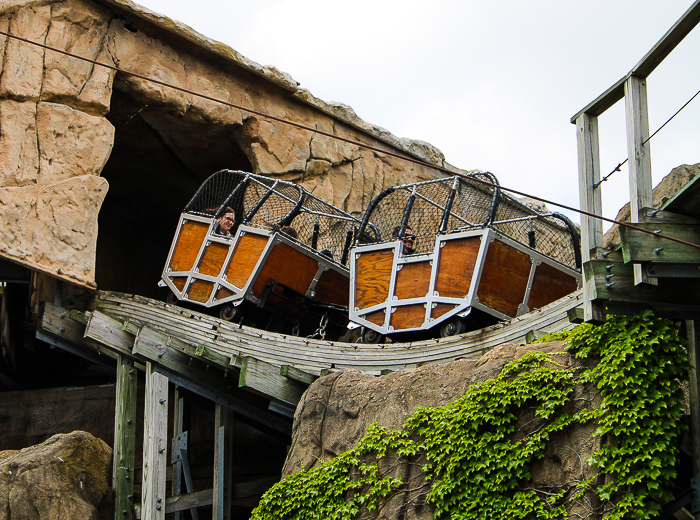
0 430 111 520
284 341 601 519
0 0 455 293
603 162 700 248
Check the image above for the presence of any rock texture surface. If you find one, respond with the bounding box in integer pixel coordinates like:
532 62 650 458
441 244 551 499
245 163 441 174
284 341 601 519
0 431 111 520
0 0 457 291
604 163 700 248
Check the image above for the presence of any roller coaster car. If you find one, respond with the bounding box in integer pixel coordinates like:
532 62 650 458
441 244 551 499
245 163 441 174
161 170 362 340
349 174 583 343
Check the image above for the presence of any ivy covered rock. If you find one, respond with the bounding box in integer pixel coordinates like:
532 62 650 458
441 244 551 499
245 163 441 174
259 313 688 520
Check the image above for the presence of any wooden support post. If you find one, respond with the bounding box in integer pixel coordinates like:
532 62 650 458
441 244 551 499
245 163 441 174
54 279 63 307
575 112 605 322
113 355 138 520
142 363 168 520
687 321 700 477
171 391 184 520
214 404 234 520
624 75 657 287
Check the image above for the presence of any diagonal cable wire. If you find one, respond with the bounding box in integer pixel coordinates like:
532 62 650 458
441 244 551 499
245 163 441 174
594 86 700 188
2 29 700 252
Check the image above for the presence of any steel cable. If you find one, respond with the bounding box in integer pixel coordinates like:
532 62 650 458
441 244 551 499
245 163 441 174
1 29 699 252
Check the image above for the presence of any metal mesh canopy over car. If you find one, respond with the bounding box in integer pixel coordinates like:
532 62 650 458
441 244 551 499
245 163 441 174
355 173 581 270
184 170 362 266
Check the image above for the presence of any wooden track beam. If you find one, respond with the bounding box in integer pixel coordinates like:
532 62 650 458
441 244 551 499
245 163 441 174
113 356 138 520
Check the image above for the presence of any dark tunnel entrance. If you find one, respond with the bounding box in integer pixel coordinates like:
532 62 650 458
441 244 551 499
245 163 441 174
96 83 253 299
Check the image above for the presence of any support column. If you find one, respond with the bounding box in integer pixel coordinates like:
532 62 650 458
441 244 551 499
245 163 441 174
576 112 605 322
687 321 700 477
142 363 168 520
213 404 234 520
171 390 185 520
113 355 137 520
625 75 657 287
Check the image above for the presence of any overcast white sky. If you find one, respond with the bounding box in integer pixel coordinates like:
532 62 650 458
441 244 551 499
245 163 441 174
135 0 700 228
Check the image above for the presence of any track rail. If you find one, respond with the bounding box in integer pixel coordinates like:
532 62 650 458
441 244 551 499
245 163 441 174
94 290 582 376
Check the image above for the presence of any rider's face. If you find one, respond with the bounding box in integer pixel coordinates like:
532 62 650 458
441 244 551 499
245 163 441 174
401 228 414 248
219 212 235 232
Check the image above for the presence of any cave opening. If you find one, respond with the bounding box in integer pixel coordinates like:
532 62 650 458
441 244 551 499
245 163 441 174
96 82 253 299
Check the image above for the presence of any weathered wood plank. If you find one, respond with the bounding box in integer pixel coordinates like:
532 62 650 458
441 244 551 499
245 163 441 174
640 207 700 225
69 309 89 325
686 321 700 476
142 365 168 520
662 172 700 218
240 357 307 405
85 310 135 356
624 75 656 287
39 303 117 362
279 365 317 385
113 356 138 520
134 326 235 394
167 334 235 369
213 406 234 520
122 320 141 336
589 247 623 262
584 260 700 304
171 393 184 520
604 300 700 322
567 307 585 324
619 223 700 263
165 489 214 514
575 112 606 323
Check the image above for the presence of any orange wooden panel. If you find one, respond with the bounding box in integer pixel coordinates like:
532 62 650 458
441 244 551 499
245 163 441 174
198 243 230 277
355 249 394 310
431 303 457 320
188 279 214 303
394 261 431 300
215 286 235 300
390 304 426 330
314 269 350 306
225 233 269 289
252 243 319 298
477 239 532 317
363 309 386 326
527 263 579 310
435 236 481 298
171 276 187 291
170 220 209 272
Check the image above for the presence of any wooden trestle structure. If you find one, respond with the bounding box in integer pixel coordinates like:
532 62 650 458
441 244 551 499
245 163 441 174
37 289 582 519
573 2 700 518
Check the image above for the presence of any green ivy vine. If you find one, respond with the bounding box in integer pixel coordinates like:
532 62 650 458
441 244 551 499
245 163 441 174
251 312 689 520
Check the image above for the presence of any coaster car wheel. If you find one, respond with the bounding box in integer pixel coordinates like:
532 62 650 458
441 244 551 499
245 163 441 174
218 303 241 322
439 317 465 338
166 290 179 305
361 327 385 344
